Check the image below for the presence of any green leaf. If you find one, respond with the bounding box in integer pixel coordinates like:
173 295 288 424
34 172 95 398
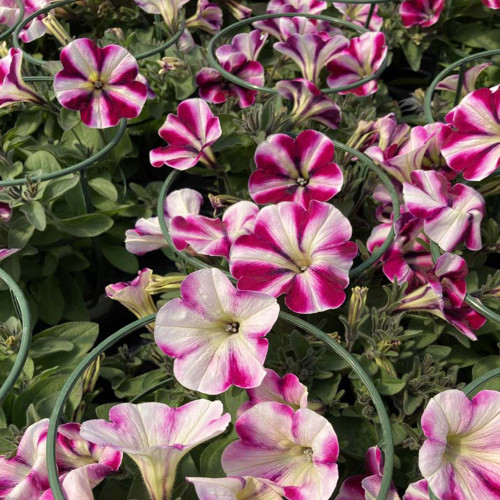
101 243 139 273
219 386 248 421
375 371 406 396
471 356 500 392
20 202 46 231
55 213 114 237
199 432 237 477
8 216 35 248
31 276 65 325
88 178 119 201
41 175 80 202
30 336 74 359
59 108 81 131
114 369 167 399
95 403 119 419
24 151 61 173
13 111 44 136
401 39 424 72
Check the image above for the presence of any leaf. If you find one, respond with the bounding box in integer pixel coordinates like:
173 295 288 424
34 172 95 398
375 371 406 396
95 403 119 419
219 386 248 421
8 216 35 248
88 178 119 202
24 151 61 173
30 336 74 359
55 213 114 237
199 432 237 477
59 107 81 131
471 356 500 392
401 39 424 72
41 175 80 202
114 369 167 399
31 276 65 325
101 243 139 273
13 111 44 136
20 202 46 231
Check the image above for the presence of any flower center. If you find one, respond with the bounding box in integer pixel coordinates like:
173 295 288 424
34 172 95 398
303 447 314 462
299 266 308 272
93 79 104 90
296 176 308 187
225 322 240 334
444 434 463 463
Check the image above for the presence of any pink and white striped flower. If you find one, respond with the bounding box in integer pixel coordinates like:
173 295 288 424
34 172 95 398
125 188 203 256
230 200 357 314
442 87 500 181
134 0 188 31
54 39 148 129
326 32 387 96
336 446 401 500
333 3 383 31
403 480 430 500
419 389 500 499
222 401 339 500
80 401 230 500
276 79 341 129
0 202 12 222
399 0 445 28
403 170 485 252
238 368 309 416
185 0 223 33
436 62 492 98
396 253 486 339
187 477 284 500
150 98 221 169
216 30 268 62
170 200 258 259
0 48 44 108
105 268 157 320
0 248 19 261
367 213 433 289
0 0 49 43
196 53 264 108
220 0 252 20
482 0 500 8
154 268 279 394
266 0 327 14
248 130 343 208
274 33 349 84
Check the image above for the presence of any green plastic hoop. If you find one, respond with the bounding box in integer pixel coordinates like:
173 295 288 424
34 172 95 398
0 119 127 188
463 367 500 396
206 12 388 95
0 267 33 405
0 0 24 42
12 0 185 66
424 49 500 123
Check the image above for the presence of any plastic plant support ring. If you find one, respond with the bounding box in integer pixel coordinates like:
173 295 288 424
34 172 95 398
207 12 389 95
0 118 127 188
13 0 185 66
0 267 33 405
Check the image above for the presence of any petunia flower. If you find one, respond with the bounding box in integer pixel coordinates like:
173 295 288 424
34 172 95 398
0 0 48 43
105 268 157 321
0 247 19 261
403 480 430 500
80 401 230 500
54 39 148 129
248 130 343 208
134 0 188 32
265 0 327 14
0 419 49 499
332 3 383 31
187 476 284 500
238 368 309 416
150 98 221 169
170 200 258 259
274 33 349 84
419 389 500 499
336 446 401 500
196 53 265 109
154 268 279 394
276 79 341 129
326 32 387 96
367 213 433 289
0 202 12 222
441 86 500 181
125 188 203 256
185 0 223 34
216 30 268 62
482 0 500 8
0 48 44 108
399 0 446 28
396 253 486 339
230 200 358 314
436 62 492 98
218 0 252 20
402 170 485 252
222 401 339 500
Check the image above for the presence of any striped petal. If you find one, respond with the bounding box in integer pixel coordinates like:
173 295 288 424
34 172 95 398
399 0 446 28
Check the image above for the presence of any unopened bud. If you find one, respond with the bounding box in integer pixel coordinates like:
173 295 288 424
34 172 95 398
146 274 185 295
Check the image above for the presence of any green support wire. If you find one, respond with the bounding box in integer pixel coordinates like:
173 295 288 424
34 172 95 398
0 268 33 405
207 13 389 95
424 49 500 123
0 0 24 42
0 119 127 188
12 0 185 66
157 141 401 280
